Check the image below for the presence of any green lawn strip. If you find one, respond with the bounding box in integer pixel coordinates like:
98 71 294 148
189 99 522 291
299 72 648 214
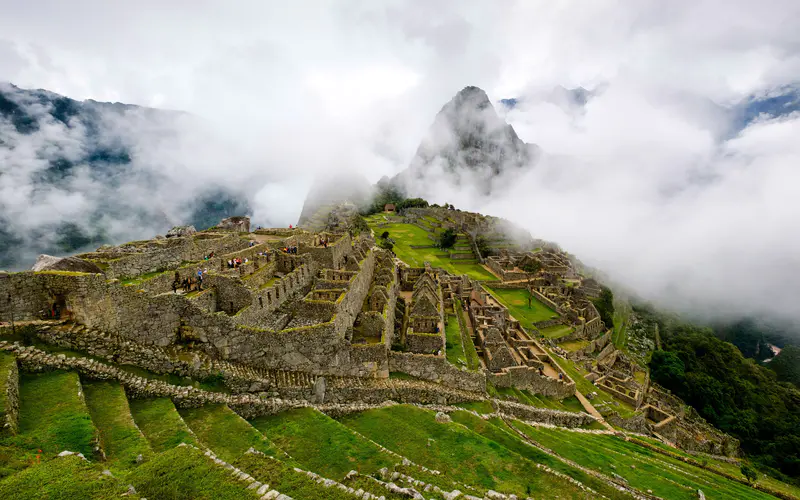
179 404 280 463
234 452 354 500
0 353 14 434
444 314 467 368
511 421 775 500
542 324 576 339
82 381 152 471
342 474 410 500
250 407 395 480
339 404 592 498
3 371 98 459
631 436 800 499
0 455 138 499
366 221 497 281
454 401 495 414
129 398 199 452
450 411 628 499
128 445 260 499
484 287 558 326
454 299 481 370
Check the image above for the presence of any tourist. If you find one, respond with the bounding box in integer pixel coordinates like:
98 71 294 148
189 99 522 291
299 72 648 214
171 280 178 294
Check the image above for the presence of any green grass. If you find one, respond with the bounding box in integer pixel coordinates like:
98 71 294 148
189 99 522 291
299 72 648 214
455 400 495 414
0 455 138 499
484 287 558 326
129 398 199 452
250 407 396 480
179 405 280 463
339 404 593 498
366 221 497 281
444 314 467 367
449 411 627 499
511 421 776 500
541 324 574 339
455 299 482 371
235 453 354 500
119 270 167 286
559 339 590 351
128 445 260 499
82 381 151 471
3 371 98 459
0 353 14 427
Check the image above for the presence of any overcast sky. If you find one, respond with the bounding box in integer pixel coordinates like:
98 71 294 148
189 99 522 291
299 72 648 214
1 0 800 324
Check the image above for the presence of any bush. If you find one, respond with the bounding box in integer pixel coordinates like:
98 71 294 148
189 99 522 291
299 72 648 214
438 228 457 249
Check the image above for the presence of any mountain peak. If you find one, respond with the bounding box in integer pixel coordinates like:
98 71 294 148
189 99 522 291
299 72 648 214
394 85 539 195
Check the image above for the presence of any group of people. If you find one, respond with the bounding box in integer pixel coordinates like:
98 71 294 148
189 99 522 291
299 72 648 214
317 237 329 248
172 268 208 293
283 246 298 254
228 257 247 269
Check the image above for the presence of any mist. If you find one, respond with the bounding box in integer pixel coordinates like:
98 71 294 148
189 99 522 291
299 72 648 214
1 0 799 325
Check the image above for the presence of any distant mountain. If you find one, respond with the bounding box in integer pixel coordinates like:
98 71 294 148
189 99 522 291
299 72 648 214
0 83 249 270
297 171 373 227
394 86 540 195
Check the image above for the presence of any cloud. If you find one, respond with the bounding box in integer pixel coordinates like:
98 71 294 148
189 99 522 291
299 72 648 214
1 0 799 325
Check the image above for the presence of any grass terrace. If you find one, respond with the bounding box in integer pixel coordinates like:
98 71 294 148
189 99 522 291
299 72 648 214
250 407 396 480
540 324 574 339
128 445 261 500
4 371 98 459
129 398 200 452
364 220 497 281
0 455 139 499
82 381 152 472
444 314 467 367
179 405 281 463
510 422 777 500
339 404 594 498
484 287 559 326
449 411 628 499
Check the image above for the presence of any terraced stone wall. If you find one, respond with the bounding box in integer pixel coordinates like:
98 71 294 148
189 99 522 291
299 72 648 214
406 330 445 354
495 399 597 428
490 366 575 399
104 233 249 279
388 351 485 392
0 357 19 436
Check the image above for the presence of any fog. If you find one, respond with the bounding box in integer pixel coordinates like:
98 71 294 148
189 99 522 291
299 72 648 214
1 0 799 324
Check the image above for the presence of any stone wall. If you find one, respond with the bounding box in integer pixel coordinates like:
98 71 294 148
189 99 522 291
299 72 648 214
0 358 19 436
494 400 597 428
565 331 612 359
406 331 444 354
531 289 561 313
388 351 486 392
103 233 249 280
489 366 575 399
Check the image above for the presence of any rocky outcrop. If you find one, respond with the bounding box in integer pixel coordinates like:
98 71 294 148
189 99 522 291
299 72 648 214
31 255 105 274
218 216 251 233
166 225 197 238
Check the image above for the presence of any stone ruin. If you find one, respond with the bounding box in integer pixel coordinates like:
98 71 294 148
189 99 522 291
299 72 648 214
218 215 251 232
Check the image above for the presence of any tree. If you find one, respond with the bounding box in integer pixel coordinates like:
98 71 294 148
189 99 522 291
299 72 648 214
521 260 542 275
741 464 758 484
649 350 686 389
438 228 457 249
769 345 800 387
592 287 615 329
380 231 390 239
